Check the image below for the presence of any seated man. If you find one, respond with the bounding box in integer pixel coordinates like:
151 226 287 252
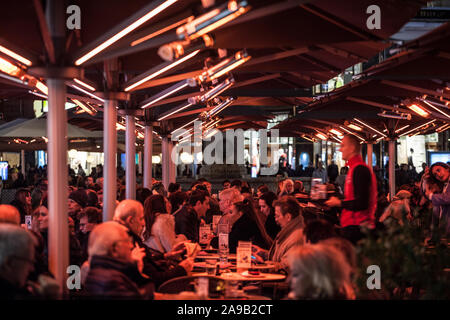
113 200 193 288
174 190 210 242
0 224 36 299
84 222 154 299
253 196 305 271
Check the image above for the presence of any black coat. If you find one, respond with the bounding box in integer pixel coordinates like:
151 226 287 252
211 212 268 253
174 205 200 243
84 255 154 299
122 223 187 289
0 277 35 300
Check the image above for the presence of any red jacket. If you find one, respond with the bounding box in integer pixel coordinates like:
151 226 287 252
341 155 377 228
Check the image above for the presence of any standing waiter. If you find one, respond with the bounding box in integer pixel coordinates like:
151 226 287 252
325 134 377 244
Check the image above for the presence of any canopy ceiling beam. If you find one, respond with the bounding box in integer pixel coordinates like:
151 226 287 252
381 80 450 100
218 121 246 129
288 71 326 84
33 0 56 64
299 3 382 42
346 96 410 113
315 44 367 61
222 0 313 30
294 53 340 73
244 47 310 67
148 74 289 107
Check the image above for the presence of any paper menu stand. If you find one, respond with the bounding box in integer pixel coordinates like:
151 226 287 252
199 224 211 245
217 223 229 235
237 241 252 271
212 215 221 234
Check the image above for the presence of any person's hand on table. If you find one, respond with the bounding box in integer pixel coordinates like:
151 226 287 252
325 196 341 207
165 241 188 260
252 245 268 262
179 257 194 274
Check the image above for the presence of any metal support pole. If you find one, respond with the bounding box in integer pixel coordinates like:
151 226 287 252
46 0 68 297
169 141 176 184
162 135 170 189
47 78 69 296
103 99 117 221
388 139 396 200
143 125 153 189
367 142 373 170
21 150 26 177
126 115 136 199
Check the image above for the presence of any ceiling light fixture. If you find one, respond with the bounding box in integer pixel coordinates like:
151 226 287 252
189 77 234 104
75 0 178 65
141 78 196 109
124 50 200 92
400 120 436 137
0 45 32 66
353 118 387 137
407 103 430 118
73 78 96 91
176 0 250 41
157 102 193 121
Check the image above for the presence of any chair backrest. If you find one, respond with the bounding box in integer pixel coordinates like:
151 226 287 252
157 275 224 294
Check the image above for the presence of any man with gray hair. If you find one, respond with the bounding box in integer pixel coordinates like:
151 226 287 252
84 221 154 299
0 205 21 225
0 224 35 298
113 200 192 288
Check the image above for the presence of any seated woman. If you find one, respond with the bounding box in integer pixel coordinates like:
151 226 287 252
211 199 272 253
142 194 186 253
287 243 355 300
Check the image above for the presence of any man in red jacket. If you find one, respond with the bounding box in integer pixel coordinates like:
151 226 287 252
325 134 377 244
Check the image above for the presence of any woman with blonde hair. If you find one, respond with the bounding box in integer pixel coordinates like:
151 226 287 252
287 243 355 300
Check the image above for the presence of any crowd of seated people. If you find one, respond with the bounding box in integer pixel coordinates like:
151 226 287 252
0 156 448 300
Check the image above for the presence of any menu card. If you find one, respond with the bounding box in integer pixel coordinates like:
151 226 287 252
236 241 252 270
199 224 211 245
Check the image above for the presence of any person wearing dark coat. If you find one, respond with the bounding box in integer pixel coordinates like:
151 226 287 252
83 222 154 299
113 200 193 289
174 190 210 243
259 192 281 240
211 200 272 252
327 161 339 183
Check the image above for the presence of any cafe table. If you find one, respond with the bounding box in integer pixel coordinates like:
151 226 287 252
195 253 237 260
193 261 276 270
192 271 286 282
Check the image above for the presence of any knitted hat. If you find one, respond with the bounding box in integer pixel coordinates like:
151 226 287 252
69 189 87 208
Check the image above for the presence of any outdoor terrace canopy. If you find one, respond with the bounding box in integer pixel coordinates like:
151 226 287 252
0 0 427 294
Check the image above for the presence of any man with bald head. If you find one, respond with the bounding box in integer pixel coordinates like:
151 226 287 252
113 199 192 288
0 205 21 225
84 221 154 299
325 134 377 244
